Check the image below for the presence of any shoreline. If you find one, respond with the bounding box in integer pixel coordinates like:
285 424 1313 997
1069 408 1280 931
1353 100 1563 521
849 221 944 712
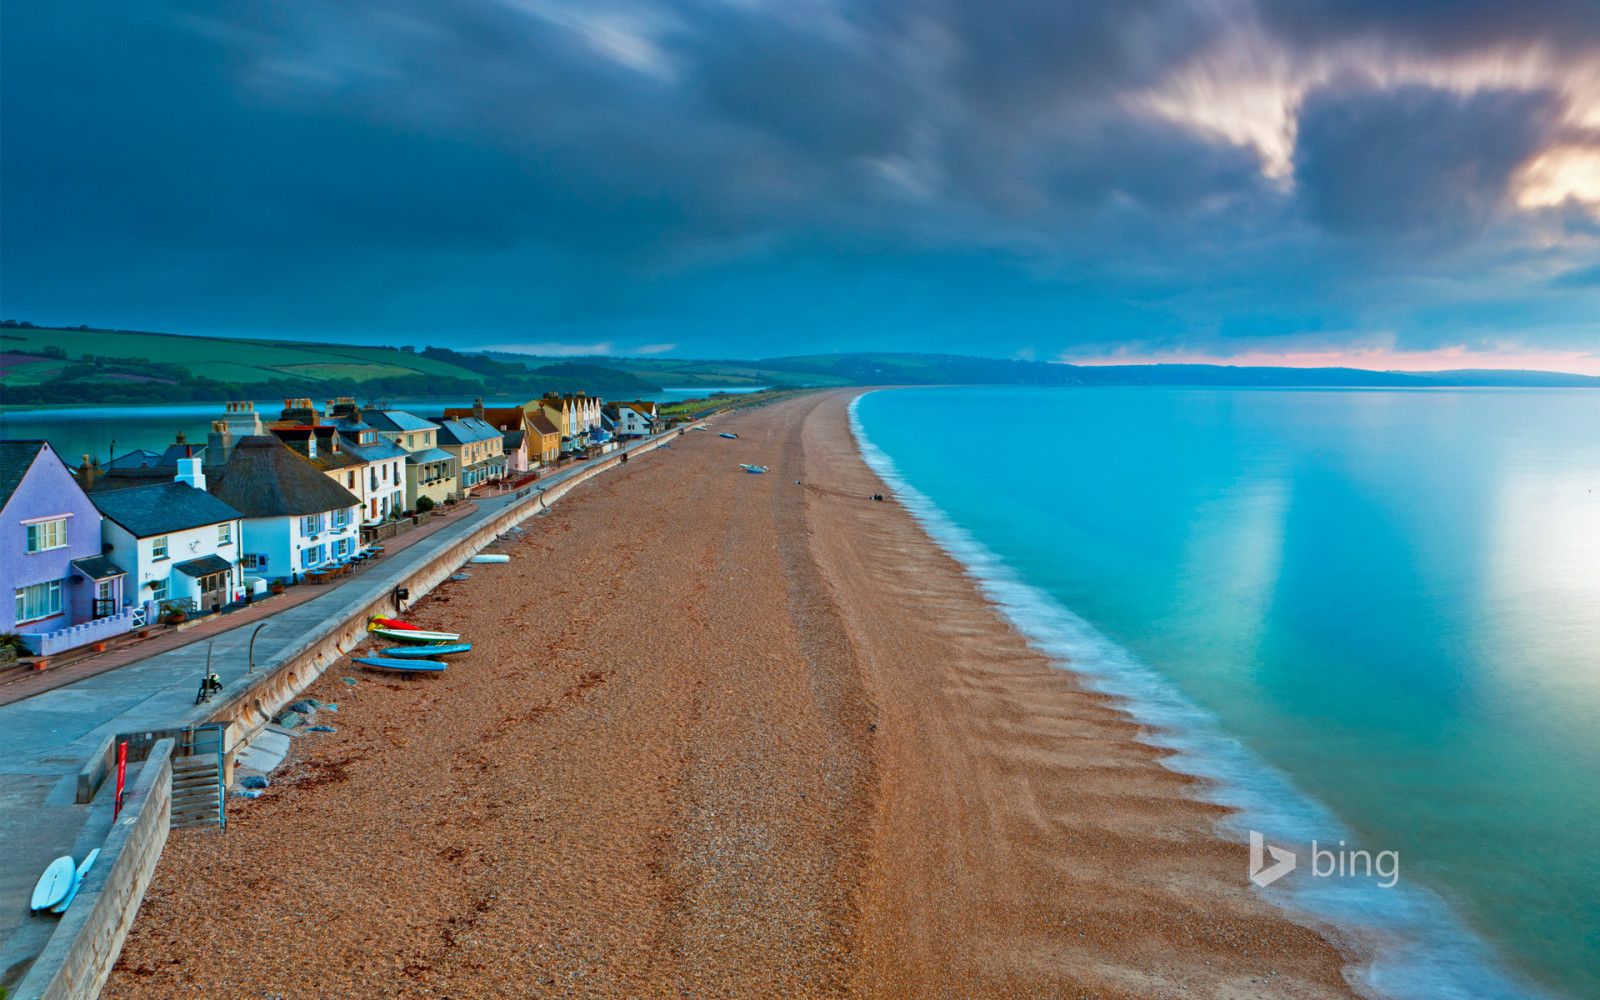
103 389 1363 998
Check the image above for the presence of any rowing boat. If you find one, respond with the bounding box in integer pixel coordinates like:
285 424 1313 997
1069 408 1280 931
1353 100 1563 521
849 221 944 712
367 625 461 644
355 656 447 673
382 643 472 657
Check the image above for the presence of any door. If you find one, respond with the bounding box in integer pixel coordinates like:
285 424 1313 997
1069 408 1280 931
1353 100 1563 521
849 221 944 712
199 571 228 611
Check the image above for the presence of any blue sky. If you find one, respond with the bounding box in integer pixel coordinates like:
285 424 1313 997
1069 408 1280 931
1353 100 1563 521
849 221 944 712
4 0 1599 370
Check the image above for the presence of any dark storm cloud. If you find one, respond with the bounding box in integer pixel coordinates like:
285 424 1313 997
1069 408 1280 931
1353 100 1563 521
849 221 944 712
1 0 1596 358
1294 83 1562 242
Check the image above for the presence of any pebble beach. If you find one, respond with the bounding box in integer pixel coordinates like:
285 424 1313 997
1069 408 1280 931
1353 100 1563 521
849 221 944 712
103 389 1364 999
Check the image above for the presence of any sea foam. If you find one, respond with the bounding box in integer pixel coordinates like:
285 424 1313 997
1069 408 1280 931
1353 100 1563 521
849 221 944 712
847 393 1553 1000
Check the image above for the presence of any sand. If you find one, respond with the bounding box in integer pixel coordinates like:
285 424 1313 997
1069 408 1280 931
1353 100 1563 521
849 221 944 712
103 390 1363 999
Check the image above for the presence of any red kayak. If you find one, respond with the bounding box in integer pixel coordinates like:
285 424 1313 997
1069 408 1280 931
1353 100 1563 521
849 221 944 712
370 616 424 631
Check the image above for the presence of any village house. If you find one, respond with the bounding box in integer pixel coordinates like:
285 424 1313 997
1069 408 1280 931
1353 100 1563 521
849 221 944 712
324 399 411 519
501 430 530 474
525 410 562 465
363 410 458 509
269 399 406 524
208 436 364 584
605 400 658 439
2 440 129 652
430 416 507 491
91 455 245 615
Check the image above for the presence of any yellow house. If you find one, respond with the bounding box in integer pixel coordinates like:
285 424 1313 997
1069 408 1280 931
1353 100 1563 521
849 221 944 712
363 410 458 508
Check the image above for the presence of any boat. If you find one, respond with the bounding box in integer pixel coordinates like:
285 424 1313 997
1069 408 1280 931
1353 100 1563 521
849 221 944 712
367 625 462 644
469 554 509 564
354 656 447 673
740 464 769 474
719 432 739 439
369 615 423 631
49 849 100 914
382 643 472 657
31 856 76 911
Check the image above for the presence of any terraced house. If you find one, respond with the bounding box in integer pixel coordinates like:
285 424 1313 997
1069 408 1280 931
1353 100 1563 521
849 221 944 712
269 398 407 524
430 416 506 491
208 436 363 583
363 410 458 510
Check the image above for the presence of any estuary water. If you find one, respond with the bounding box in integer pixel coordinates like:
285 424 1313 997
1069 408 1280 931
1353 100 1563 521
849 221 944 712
853 386 1599 1000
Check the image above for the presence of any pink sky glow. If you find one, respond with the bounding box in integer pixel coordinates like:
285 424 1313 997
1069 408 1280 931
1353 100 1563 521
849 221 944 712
1062 346 1600 377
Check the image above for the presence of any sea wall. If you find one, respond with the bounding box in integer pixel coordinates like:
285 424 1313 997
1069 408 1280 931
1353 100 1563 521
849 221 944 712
15 739 174 1000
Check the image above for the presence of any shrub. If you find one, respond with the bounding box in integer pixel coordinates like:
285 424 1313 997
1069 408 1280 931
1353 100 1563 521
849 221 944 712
415 496 435 513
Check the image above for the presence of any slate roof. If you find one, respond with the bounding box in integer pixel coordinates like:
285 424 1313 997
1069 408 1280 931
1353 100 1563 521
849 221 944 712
71 555 125 580
209 436 361 518
0 440 47 511
364 410 437 433
526 413 561 437
443 406 525 431
108 448 163 470
431 417 502 446
405 447 455 465
502 431 525 450
92 481 243 538
339 433 410 463
174 554 233 577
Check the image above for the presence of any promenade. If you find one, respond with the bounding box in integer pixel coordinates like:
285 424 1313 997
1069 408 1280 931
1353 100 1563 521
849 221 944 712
0 439 665 993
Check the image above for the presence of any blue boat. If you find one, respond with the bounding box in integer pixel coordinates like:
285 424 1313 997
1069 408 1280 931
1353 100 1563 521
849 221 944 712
382 644 471 658
354 656 447 673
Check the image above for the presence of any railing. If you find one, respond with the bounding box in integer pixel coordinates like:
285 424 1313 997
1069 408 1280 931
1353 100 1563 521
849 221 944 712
21 601 155 656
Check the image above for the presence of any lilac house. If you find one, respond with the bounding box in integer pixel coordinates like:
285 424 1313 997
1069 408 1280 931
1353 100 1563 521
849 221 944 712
2 440 132 653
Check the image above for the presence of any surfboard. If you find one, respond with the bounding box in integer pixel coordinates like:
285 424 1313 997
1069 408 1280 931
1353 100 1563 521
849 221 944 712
31 856 76 911
354 656 448 673
367 626 461 644
49 849 101 914
469 554 510 563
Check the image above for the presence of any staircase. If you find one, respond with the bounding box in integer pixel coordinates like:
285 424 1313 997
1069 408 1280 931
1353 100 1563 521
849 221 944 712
170 754 223 829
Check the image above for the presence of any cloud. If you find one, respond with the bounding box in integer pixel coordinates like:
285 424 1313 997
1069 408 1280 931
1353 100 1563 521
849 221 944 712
481 342 617 356
634 343 676 354
0 0 1596 361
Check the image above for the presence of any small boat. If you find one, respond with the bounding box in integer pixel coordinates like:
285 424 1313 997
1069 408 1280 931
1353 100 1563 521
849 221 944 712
740 464 769 474
367 625 462 644
354 656 447 673
369 616 423 631
382 643 471 657
469 554 509 564
31 856 76 911
719 432 739 439
50 849 100 915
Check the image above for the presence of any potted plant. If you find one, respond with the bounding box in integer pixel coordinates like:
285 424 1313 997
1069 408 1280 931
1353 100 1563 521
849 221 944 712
165 609 186 625
91 641 108 652
270 580 286 595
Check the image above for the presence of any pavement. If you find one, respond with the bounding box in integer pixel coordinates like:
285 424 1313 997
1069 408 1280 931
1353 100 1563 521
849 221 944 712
0 439 666 993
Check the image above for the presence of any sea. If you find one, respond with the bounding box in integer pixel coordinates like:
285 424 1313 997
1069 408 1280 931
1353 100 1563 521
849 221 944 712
852 386 1599 1000
0 387 765 464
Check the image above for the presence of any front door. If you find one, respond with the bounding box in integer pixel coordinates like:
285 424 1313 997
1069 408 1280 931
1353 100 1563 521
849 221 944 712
199 571 228 611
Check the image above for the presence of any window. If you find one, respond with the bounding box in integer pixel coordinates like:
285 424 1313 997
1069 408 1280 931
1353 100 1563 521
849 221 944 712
407 434 415 448
25 518 69 553
14 579 64 622
218 522 233 545
151 535 168 559
347 471 356 487
301 514 321 537
302 544 323 568
333 508 350 529
150 578 170 602
242 553 265 570
370 468 378 490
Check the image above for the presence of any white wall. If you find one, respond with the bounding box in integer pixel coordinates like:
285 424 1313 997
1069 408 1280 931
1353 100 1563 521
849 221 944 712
103 517 243 607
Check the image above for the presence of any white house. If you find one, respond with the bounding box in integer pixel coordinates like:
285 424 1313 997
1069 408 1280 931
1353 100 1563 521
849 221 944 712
209 436 363 584
91 457 246 613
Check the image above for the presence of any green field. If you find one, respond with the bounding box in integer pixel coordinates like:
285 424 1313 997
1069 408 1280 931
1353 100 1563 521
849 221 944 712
0 327 487 385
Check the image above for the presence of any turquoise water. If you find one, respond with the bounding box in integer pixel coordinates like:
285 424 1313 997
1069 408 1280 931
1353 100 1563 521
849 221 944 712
854 387 1600 1000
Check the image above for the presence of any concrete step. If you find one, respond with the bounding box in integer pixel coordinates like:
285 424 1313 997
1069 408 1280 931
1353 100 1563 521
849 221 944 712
173 758 219 772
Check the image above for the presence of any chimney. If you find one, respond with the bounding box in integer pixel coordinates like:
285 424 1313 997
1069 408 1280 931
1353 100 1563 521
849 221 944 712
80 455 95 491
208 420 235 464
176 454 207 492
473 397 485 421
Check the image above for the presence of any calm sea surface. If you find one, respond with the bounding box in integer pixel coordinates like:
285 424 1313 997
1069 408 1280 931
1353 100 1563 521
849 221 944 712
855 386 1599 1000
0 387 761 463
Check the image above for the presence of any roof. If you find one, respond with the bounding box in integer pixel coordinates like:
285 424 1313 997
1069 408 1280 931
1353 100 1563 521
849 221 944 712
443 406 526 431
363 410 437 433
71 555 125 580
157 443 208 465
209 436 361 518
338 433 410 462
431 417 502 446
502 431 525 449
92 481 243 537
174 554 233 578
527 413 561 437
0 440 47 511
108 448 163 470
405 447 455 464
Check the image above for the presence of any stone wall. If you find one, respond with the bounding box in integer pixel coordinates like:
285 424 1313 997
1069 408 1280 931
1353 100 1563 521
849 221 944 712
15 739 173 1000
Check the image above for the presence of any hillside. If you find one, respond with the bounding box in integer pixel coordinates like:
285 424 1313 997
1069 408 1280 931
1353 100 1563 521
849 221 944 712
0 325 658 404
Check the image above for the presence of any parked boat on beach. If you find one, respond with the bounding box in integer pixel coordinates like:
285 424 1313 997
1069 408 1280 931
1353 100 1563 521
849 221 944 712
719 432 739 439
381 643 471 657
354 656 447 673
740 464 768 474
367 625 462 644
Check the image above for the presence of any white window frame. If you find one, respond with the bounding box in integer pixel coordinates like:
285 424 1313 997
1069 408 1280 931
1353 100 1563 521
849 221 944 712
25 518 69 553
150 578 170 602
218 521 233 545
151 535 168 559
14 579 64 622
301 514 321 537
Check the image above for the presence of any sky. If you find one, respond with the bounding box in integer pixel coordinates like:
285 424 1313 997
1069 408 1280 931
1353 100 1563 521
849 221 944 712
4 0 1600 371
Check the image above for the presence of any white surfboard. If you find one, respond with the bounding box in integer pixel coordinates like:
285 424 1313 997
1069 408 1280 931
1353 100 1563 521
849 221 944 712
469 553 509 563
30 856 76 911
49 849 101 914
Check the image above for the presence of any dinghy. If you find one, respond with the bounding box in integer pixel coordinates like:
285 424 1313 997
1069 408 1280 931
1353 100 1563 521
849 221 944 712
469 554 509 564
50 849 100 914
355 656 447 673
31 856 76 911
382 643 472 657
369 615 423 631
719 432 739 439
367 625 461 644
740 464 769 474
